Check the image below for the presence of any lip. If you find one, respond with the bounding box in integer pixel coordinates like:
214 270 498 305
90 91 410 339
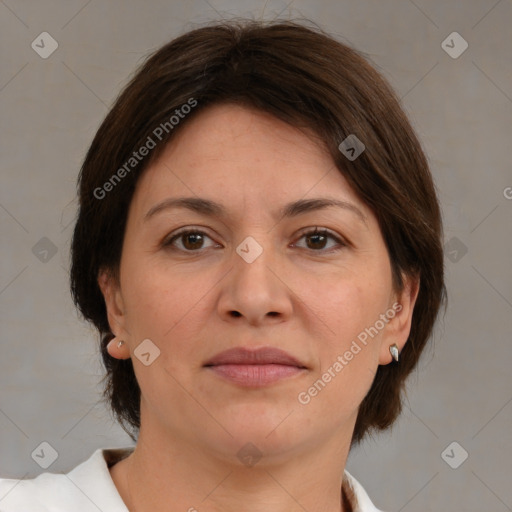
204 346 307 367
204 346 308 387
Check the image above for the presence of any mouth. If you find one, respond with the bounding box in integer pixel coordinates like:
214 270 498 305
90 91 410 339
203 346 308 387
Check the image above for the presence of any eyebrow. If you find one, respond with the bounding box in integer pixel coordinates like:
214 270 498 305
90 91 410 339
144 196 368 226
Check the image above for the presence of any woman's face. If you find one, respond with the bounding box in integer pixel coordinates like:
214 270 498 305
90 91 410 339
100 103 417 463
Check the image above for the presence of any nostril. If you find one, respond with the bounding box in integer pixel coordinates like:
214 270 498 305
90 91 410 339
230 311 242 317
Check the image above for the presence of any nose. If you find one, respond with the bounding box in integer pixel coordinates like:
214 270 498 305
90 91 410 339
216 237 293 326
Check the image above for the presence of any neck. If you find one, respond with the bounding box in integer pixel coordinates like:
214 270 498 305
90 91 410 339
112 428 354 512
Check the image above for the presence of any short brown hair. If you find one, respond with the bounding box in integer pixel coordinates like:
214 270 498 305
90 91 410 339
70 19 447 446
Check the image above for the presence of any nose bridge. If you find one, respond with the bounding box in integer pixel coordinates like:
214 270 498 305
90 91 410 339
217 231 292 323
233 232 277 295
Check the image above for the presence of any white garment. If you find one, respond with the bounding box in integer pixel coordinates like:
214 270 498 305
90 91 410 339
0 447 385 511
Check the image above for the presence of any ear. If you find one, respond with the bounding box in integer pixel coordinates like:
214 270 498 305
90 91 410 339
379 273 420 365
97 268 131 360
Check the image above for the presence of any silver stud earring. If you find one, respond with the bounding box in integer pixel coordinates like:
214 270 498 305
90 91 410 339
389 343 399 362
117 340 125 348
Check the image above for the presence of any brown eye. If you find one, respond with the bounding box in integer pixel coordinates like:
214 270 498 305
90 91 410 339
306 231 328 250
181 232 205 250
294 228 346 252
164 229 218 252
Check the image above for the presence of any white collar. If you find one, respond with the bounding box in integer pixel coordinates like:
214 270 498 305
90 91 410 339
0 447 384 512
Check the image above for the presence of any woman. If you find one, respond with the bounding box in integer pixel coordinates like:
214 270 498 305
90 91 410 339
0 19 446 511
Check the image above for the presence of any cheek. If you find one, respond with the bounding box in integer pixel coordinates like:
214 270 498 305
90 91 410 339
121 265 212 395
121 257 220 357
318 273 388 345
297 284 384 414
305 272 390 396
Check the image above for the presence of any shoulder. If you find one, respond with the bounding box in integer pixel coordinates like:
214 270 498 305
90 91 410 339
0 447 134 512
343 469 388 512
0 471 69 512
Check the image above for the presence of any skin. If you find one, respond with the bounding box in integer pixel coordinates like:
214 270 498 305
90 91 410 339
98 103 419 512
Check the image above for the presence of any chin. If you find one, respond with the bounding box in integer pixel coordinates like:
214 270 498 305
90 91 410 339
210 410 305 457
207 429 304 468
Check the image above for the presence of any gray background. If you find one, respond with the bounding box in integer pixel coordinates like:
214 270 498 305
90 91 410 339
1 0 511 510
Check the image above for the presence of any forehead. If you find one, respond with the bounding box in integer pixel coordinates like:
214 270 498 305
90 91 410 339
158 102 332 170
130 103 372 223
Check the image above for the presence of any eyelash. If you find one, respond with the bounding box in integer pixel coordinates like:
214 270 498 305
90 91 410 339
162 227 347 254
